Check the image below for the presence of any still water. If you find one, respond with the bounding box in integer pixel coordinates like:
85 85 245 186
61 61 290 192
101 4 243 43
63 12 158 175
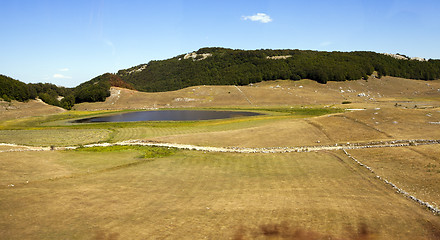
73 110 263 123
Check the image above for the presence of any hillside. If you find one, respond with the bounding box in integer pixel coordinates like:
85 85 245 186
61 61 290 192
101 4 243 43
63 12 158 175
0 74 74 109
0 99 65 122
2 48 440 109
73 77 440 111
0 73 128 110
116 47 440 92
0 74 36 102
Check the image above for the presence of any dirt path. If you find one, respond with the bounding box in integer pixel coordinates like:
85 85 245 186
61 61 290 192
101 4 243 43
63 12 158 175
0 143 52 152
234 85 252 105
340 114 394 138
304 119 334 141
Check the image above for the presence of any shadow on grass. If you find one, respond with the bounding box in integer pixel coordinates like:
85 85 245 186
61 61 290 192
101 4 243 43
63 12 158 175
233 221 377 240
93 229 120 240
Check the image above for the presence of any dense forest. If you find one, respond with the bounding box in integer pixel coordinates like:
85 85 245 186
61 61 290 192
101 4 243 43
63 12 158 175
0 74 77 109
0 73 120 109
118 48 440 92
0 74 36 102
2 48 440 109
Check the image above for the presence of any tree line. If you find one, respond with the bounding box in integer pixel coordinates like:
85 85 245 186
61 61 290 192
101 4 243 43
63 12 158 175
118 48 440 92
0 73 116 109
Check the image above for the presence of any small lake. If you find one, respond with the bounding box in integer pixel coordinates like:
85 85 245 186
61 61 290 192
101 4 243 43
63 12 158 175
73 110 263 123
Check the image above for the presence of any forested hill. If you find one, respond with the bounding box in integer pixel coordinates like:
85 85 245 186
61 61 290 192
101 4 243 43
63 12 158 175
0 74 36 102
0 73 134 109
2 48 440 109
116 47 440 92
1 74 75 109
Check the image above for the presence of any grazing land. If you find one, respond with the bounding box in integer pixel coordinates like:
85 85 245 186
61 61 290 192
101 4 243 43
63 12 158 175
1 150 440 239
0 99 65 122
1 78 440 239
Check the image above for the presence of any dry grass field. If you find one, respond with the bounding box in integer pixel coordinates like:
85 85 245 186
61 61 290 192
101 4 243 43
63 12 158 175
154 118 334 148
0 99 65 122
348 145 440 210
1 149 440 239
0 129 111 147
73 77 440 111
152 106 440 148
1 77 440 239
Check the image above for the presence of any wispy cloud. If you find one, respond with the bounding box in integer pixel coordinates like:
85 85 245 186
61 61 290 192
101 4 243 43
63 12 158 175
53 73 72 79
59 68 69 72
242 13 272 23
104 39 116 55
320 41 332 47
104 39 113 47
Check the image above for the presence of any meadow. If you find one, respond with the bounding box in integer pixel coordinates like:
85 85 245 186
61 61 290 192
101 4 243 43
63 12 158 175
1 78 440 239
1 149 440 239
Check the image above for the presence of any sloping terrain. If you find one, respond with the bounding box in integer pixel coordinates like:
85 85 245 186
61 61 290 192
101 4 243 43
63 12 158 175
73 77 440 111
0 99 65 122
116 48 440 92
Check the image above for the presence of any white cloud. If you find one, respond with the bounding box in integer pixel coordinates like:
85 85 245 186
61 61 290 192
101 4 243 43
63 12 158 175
59 68 69 72
242 13 273 23
53 73 72 79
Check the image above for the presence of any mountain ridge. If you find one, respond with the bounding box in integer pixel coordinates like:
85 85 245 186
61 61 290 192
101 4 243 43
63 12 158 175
115 47 440 92
2 47 440 109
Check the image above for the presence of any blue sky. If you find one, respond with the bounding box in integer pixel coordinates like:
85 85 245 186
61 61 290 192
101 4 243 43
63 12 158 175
1 0 439 87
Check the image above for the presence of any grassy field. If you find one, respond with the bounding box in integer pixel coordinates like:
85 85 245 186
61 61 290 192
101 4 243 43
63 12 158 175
0 106 341 146
1 149 440 239
0 100 65 122
1 78 440 239
0 129 111 147
151 106 440 148
153 117 334 147
348 145 440 210
70 77 440 111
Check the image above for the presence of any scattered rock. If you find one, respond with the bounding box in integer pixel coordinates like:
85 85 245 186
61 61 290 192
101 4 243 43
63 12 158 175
173 97 196 102
266 55 292 60
183 52 212 61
